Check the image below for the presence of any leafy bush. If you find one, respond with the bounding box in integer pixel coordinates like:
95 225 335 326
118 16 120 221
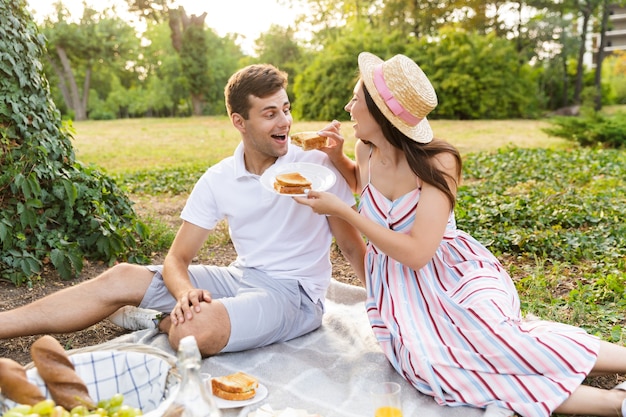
457 147 626 264
293 25 540 121
542 112 626 148
0 1 149 285
410 28 541 120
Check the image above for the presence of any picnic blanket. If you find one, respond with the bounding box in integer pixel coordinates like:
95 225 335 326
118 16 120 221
103 279 491 417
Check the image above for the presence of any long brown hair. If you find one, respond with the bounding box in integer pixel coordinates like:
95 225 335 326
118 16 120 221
363 84 462 209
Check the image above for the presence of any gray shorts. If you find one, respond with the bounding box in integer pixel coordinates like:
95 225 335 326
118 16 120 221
141 265 324 353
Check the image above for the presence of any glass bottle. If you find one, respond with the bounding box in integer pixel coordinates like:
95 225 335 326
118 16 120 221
163 335 222 417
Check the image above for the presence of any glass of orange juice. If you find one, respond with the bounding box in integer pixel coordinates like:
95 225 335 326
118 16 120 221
371 382 403 417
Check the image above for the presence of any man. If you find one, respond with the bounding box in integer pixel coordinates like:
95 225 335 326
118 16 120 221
0 64 365 356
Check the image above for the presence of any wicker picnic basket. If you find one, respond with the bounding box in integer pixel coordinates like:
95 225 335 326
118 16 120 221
7 341 181 415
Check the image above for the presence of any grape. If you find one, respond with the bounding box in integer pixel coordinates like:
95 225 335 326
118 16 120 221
1 393 143 417
31 400 55 416
2 411 29 417
108 395 124 409
5 405 31 415
51 406 70 417
69 405 89 416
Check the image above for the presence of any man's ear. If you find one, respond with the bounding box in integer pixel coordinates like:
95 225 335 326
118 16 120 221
231 113 246 132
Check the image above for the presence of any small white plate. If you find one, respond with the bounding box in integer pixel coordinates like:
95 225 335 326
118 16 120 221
260 162 336 197
213 383 268 409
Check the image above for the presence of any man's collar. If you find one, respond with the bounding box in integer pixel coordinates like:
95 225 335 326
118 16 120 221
234 142 298 178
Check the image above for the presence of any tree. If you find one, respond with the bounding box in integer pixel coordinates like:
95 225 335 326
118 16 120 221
411 28 541 119
169 6 209 115
140 20 189 116
593 0 611 111
573 0 602 104
126 1 211 116
293 23 409 121
0 0 147 285
41 3 139 120
254 24 306 103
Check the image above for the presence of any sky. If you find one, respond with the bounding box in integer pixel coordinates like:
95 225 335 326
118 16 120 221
26 0 303 54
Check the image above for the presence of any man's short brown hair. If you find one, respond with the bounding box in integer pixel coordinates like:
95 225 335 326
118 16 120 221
224 64 289 119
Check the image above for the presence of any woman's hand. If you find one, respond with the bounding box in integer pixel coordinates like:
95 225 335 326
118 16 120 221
170 288 212 325
293 190 349 218
318 120 345 163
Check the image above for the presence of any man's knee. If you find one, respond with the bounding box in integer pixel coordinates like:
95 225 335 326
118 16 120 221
98 263 154 301
167 303 230 357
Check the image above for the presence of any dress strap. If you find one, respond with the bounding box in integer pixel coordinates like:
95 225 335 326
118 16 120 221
367 144 374 184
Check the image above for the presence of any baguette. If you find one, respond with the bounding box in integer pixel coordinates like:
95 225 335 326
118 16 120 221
211 371 258 401
0 357 45 405
30 335 95 410
290 132 328 151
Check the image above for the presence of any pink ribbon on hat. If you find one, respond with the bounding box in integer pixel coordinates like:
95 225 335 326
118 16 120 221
372 65 421 126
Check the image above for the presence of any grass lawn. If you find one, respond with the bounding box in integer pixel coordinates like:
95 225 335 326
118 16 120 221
69 117 570 174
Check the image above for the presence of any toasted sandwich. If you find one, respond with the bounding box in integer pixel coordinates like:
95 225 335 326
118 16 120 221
290 131 328 151
273 172 312 195
211 371 258 401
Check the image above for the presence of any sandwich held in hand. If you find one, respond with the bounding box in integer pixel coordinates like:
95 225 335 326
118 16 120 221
211 371 258 401
273 172 312 195
290 132 328 151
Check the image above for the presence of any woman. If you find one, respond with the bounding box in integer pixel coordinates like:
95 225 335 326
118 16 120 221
294 52 626 417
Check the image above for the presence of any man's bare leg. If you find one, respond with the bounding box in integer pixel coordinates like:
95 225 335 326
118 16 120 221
0 263 154 339
163 300 231 357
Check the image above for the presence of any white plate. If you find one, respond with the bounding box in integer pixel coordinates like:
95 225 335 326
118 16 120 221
213 383 268 409
260 162 336 197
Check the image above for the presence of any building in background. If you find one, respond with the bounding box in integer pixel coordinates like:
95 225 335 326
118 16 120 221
591 4 626 66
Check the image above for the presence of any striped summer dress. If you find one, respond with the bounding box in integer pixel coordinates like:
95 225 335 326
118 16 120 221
359 179 600 417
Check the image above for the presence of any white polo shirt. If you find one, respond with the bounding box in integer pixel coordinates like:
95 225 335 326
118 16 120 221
180 142 356 303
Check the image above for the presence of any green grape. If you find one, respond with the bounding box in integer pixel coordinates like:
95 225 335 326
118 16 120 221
108 395 124 409
91 408 107 417
31 399 55 415
51 406 70 417
69 405 89 416
5 404 32 415
2 393 144 417
3 411 29 417
96 399 110 410
114 406 134 417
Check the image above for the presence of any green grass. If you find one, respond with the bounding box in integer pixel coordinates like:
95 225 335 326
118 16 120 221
69 117 569 175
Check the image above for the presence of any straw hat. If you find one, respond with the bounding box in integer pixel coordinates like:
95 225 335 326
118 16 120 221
358 52 437 143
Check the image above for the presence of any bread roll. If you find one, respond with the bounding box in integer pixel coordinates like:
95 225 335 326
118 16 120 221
30 335 95 410
0 357 45 405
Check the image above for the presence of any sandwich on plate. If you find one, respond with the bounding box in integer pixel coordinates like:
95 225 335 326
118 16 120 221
273 172 312 195
211 371 259 401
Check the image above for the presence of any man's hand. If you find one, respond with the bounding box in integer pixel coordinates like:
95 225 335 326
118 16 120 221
170 288 213 325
